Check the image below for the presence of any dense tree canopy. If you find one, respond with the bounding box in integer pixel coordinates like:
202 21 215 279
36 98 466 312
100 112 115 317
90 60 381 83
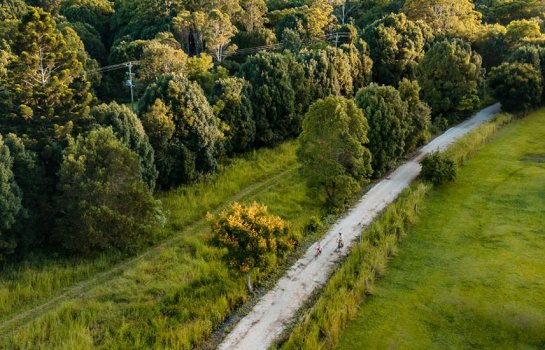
355 83 409 177
488 62 542 112
476 0 545 24
505 19 542 45
298 96 372 207
137 74 222 187
54 128 162 255
2 133 47 254
0 7 93 143
474 24 508 69
398 78 431 152
417 40 483 124
211 77 256 154
402 0 482 40
0 135 23 260
363 13 431 86
239 51 299 146
91 102 158 191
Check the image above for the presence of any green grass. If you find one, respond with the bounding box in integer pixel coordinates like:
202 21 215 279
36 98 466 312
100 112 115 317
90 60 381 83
0 142 324 349
337 110 545 349
277 184 431 350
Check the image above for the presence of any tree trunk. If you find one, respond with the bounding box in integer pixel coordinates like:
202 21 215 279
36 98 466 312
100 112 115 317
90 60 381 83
247 271 253 292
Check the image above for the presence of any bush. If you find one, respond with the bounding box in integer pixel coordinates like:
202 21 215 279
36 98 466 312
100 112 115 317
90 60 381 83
209 201 296 291
488 62 542 113
420 151 457 185
304 216 323 233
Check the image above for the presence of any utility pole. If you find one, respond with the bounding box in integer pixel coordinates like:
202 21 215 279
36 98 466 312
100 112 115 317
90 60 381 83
125 62 135 111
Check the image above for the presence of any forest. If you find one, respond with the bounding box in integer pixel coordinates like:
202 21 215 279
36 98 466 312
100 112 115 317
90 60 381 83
1 0 545 341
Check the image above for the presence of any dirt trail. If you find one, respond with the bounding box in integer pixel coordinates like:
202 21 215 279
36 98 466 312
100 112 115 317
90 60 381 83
217 104 502 350
0 166 296 338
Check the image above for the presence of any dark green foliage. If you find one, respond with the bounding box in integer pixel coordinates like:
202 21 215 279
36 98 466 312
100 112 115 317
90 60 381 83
60 0 113 38
26 0 62 15
507 44 545 99
109 0 171 42
101 38 147 99
3 133 48 254
297 47 354 99
212 77 256 154
298 96 372 207
0 134 22 260
296 43 372 103
355 83 409 177
54 128 162 255
417 40 483 124
0 7 93 142
0 0 27 21
137 74 222 188
474 24 508 70
353 0 405 29
68 21 108 64
91 102 158 191
421 151 457 185
139 98 175 151
231 28 277 62
363 13 431 86
488 62 542 113
398 79 431 152
477 0 545 25
239 51 299 146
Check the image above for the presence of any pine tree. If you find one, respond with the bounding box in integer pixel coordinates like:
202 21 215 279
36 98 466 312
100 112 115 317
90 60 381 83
1 7 93 142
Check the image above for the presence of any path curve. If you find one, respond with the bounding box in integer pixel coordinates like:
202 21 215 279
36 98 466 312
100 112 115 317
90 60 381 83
217 104 502 350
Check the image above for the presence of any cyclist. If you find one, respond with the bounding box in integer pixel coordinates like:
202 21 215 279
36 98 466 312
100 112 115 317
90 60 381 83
315 242 322 257
337 232 344 250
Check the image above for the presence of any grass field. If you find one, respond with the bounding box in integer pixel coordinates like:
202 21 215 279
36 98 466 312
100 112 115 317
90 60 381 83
0 141 326 349
337 110 545 349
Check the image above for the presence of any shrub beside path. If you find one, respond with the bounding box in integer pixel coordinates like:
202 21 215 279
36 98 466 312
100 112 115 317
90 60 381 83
217 103 502 350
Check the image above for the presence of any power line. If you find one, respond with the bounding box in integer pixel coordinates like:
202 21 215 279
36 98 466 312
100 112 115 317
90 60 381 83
84 31 355 104
85 31 353 74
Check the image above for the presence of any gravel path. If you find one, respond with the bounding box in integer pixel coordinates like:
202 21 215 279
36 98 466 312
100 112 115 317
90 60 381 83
217 103 502 350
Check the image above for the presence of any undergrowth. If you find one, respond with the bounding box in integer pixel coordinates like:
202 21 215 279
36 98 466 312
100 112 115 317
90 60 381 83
0 142 297 330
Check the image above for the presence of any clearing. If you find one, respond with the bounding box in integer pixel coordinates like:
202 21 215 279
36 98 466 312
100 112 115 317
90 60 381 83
337 109 545 349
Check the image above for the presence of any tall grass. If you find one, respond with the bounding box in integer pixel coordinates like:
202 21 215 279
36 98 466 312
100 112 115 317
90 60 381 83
0 142 297 324
0 163 322 349
276 183 431 350
445 113 512 166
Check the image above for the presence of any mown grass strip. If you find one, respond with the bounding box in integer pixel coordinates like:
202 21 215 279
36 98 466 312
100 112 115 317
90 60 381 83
275 113 514 350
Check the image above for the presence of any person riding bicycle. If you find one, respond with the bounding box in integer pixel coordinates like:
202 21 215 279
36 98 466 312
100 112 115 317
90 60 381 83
315 242 322 257
337 232 344 249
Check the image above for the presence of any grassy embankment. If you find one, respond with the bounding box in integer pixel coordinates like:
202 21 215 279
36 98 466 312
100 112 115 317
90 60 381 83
277 112 520 349
0 141 326 349
335 110 545 349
